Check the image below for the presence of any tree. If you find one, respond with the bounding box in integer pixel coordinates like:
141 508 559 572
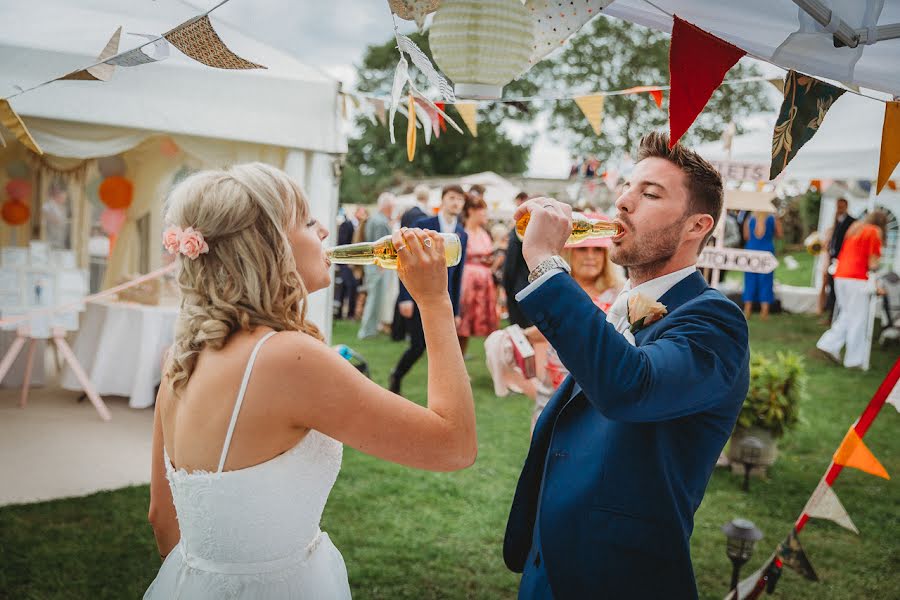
527 16 770 162
340 32 539 204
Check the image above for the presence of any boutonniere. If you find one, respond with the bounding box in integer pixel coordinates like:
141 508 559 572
627 293 668 334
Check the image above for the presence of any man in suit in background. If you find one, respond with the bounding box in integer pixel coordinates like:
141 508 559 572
392 185 433 341
333 210 358 320
390 184 468 394
503 191 532 327
822 197 856 324
503 132 750 599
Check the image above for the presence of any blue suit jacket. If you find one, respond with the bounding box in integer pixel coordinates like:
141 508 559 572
397 216 467 316
504 270 749 599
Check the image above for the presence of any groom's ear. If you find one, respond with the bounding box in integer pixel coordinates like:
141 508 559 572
687 213 715 253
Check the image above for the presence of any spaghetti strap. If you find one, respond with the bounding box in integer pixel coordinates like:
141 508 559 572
217 331 278 473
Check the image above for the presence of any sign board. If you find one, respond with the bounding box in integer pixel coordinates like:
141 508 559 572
698 248 778 274
709 160 769 182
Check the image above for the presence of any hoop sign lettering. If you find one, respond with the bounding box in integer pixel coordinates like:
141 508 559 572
697 248 778 274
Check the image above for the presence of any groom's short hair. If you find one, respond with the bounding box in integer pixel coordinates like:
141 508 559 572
636 131 723 249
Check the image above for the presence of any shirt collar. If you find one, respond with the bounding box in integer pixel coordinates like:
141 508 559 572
438 212 458 233
622 264 698 303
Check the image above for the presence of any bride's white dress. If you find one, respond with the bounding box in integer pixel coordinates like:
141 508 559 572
144 332 352 599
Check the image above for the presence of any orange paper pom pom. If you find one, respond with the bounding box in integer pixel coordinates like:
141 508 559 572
1 199 30 225
99 176 134 209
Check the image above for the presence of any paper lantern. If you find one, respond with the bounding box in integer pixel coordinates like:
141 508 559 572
99 176 134 209
98 155 127 177
5 178 31 201
1 199 30 225
430 0 534 99
100 208 127 235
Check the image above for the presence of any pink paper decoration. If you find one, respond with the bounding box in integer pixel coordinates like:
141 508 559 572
100 208 127 235
5 178 31 201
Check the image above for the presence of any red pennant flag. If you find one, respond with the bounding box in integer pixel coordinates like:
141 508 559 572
650 89 664 108
668 16 746 147
435 101 447 133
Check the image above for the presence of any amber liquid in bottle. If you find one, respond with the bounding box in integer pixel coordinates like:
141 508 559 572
515 212 622 244
325 233 462 270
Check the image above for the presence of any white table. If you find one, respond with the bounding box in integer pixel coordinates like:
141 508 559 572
62 301 178 409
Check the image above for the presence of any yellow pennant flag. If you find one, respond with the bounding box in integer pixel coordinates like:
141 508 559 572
833 428 889 479
455 102 478 137
0 99 43 155
877 101 900 194
574 94 605 136
406 93 416 162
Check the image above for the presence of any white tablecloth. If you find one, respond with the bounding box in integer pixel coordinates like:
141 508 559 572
61 301 178 409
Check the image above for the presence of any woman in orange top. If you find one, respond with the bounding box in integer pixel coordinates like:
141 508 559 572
817 211 887 368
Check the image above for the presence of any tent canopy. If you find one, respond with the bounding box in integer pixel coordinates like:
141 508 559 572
604 0 900 96
695 93 891 181
0 0 345 155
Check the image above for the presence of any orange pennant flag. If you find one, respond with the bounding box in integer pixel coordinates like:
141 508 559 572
833 428 889 479
650 89 664 108
406 93 416 162
876 101 900 194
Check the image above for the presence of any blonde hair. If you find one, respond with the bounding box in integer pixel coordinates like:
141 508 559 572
561 246 622 295
164 162 323 394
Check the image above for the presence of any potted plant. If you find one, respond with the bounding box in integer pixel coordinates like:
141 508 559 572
728 350 806 475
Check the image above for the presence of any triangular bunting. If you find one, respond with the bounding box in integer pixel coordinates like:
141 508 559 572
833 428 889 479
770 71 845 179
767 77 785 94
435 102 447 132
650 89 664 108
668 16 746 147
415 97 440 140
165 16 265 70
106 33 170 67
574 94 605 136
876 102 900 194
524 0 615 70
776 530 818 581
888 379 900 413
372 99 387 126
802 478 859 534
455 102 478 137
406 93 417 161
723 553 776 600
59 26 122 81
0 99 43 155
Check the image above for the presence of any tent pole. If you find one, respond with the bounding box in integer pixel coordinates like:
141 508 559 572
791 0 860 48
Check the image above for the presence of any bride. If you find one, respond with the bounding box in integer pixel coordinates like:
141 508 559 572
145 163 476 599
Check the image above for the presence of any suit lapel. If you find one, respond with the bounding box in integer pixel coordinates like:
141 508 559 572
634 271 708 344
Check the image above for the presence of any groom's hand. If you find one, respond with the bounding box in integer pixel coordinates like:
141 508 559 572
514 197 572 271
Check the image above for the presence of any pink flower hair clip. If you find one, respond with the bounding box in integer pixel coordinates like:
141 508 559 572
163 225 209 260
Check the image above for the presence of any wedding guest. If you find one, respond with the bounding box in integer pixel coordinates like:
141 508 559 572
333 210 357 320
485 216 622 431
490 223 510 319
468 183 486 202
357 192 394 339
821 197 856 324
742 210 782 319
458 194 499 356
146 164 475 598
503 132 749 598
503 191 533 328
393 185 432 340
390 185 468 394
817 210 886 368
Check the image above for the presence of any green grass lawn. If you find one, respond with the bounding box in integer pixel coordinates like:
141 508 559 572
726 248 817 288
1 316 898 599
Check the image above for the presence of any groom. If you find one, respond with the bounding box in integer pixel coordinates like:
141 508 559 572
504 132 750 599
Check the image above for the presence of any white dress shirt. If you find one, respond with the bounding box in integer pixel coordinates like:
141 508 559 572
437 212 458 234
517 264 698 344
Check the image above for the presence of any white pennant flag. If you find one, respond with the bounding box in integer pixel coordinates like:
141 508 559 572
802 478 859 534
887 380 900 413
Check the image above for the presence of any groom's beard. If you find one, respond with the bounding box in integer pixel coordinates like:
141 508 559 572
610 215 686 275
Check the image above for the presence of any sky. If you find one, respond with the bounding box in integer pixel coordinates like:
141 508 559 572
207 0 782 178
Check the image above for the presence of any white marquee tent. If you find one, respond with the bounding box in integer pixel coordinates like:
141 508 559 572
0 0 346 333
